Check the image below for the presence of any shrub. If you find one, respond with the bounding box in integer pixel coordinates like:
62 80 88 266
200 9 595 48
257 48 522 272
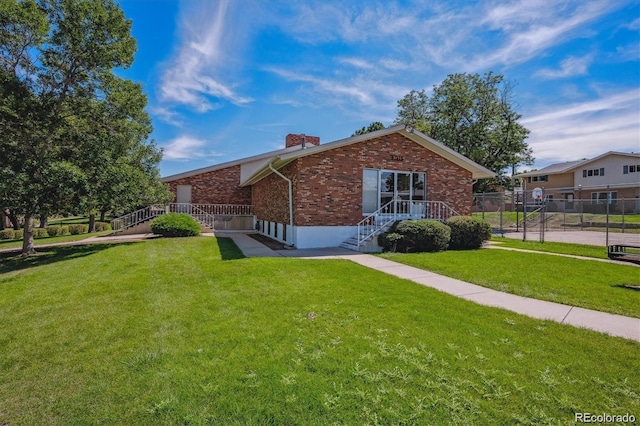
60 226 69 235
94 222 112 232
447 216 492 250
46 226 63 237
34 228 49 239
68 224 88 235
14 229 23 239
379 219 450 253
151 213 201 237
0 229 15 240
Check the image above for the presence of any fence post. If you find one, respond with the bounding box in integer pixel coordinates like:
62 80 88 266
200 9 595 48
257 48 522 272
523 190 527 242
622 198 625 233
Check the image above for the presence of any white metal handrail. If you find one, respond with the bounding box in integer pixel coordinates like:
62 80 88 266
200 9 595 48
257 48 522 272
356 200 460 246
111 204 165 232
167 203 253 216
111 203 254 232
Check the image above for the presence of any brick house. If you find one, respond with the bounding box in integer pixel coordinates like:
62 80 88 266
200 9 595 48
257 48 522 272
162 125 494 248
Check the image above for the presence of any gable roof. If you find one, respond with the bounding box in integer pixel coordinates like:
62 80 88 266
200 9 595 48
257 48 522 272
517 151 640 177
162 125 496 184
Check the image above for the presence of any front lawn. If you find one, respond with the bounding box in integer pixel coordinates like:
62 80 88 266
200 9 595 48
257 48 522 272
0 237 638 424
0 230 111 251
380 249 640 318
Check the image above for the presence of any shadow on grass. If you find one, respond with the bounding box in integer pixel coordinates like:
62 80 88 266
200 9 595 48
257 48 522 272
0 243 137 275
215 237 246 260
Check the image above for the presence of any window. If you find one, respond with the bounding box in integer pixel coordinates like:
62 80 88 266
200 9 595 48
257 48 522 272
529 175 548 182
362 169 427 214
623 165 639 174
583 168 605 178
591 192 618 204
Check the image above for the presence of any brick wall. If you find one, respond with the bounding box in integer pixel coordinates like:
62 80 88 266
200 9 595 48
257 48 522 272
165 165 252 205
285 134 320 148
292 133 473 226
252 162 298 223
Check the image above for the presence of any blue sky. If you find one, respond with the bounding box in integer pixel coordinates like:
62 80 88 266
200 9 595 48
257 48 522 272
117 0 640 177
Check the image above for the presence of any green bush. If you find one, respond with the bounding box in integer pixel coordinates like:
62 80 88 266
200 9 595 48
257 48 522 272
34 228 49 239
0 229 15 240
94 222 112 232
60 226 69 235
14 229 23 239
446 216 492 250
379 219 450 253
151 213 201 237
46 226 63 237
68 224 89 235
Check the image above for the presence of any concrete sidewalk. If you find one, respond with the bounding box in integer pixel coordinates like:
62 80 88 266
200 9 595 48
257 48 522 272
219 231 640 343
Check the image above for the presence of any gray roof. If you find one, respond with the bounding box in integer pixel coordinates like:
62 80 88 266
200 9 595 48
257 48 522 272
163 125 496 184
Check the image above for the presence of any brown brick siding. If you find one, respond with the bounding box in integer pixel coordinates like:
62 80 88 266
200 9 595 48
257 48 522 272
165 165 252 205
252 162 297 224
293 134 472 226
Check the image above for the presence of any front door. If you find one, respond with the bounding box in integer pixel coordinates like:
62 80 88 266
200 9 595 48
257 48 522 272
379 171 412 214
176 185 192 212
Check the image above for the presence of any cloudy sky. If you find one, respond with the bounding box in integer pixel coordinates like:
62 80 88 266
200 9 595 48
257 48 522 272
117 0 640 177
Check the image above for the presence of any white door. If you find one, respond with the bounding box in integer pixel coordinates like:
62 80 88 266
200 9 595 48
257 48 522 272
176 185 192 211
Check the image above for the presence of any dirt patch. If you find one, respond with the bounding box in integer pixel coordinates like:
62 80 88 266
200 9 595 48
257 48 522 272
248 233 287 250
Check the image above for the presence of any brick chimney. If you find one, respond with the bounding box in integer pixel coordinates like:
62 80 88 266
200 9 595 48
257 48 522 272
285 133 320 149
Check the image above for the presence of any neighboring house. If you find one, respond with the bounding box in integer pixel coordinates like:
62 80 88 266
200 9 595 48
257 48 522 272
161 125 494 249
517 152 640 213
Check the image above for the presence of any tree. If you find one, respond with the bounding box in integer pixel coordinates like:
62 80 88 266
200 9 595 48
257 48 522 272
352 121 386 136
0 0 166 254
394 73 533 191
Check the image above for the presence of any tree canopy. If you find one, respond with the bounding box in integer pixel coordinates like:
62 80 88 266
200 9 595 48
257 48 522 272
352 121 386 136
394 72 533 191
0 0 169 254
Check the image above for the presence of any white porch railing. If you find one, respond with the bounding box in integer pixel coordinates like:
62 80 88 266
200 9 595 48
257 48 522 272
356 200 460 246
111 204 166 232
111 203 253 232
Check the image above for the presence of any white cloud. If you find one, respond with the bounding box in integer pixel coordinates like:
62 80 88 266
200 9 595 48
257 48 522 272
522 89 640 165
150 106 184 127
535 55 593 79
161 136 223 161
158 0 252 113
467 1 616 70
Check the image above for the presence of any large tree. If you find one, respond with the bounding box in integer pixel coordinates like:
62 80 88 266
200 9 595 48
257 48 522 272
352 121 386 136
0 0 166 254
394 72 533 191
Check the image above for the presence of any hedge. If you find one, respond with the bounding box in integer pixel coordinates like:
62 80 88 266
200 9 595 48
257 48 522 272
446 216 492 250
151 213 201 237
68 224 89 235
94 222 111 232
379 219 451 253
0 229 15 240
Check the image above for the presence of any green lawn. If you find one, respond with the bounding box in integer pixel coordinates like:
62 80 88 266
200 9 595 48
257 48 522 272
380 249 640 318
0 230 111 250
0 237 638 424
491 237 610 259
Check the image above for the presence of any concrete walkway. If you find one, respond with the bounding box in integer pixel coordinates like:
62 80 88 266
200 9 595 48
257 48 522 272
216 231 640 343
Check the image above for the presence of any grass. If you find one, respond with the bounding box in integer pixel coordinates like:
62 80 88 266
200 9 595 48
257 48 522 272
0 237 639 424
380 249 640 318
0 230 111 250
491 237 610 259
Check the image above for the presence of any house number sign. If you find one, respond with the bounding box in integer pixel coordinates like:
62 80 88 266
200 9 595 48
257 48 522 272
391 155 405 161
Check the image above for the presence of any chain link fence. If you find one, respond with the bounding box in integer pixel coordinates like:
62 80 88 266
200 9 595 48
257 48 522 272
472 191 640 236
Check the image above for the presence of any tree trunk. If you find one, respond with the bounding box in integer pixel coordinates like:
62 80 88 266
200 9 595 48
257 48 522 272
8 210 19 230
88 214 96 233
100 210 106 222
22 215 36 256
39 214 48 228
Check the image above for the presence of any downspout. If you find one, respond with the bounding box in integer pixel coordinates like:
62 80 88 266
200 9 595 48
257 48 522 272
269 161 295 247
